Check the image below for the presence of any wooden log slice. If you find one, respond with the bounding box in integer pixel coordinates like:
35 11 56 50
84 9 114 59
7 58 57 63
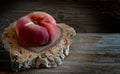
2 22 76 72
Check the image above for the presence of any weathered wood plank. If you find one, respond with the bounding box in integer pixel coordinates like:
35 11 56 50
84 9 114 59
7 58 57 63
0 33 120 74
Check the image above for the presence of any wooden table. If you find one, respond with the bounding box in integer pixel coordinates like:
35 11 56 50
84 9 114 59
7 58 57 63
0 33 120 74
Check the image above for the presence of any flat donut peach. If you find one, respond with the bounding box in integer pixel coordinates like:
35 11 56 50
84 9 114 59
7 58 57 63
15 12 57 46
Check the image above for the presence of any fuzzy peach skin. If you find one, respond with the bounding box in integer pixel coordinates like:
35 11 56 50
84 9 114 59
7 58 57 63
15 12 57 46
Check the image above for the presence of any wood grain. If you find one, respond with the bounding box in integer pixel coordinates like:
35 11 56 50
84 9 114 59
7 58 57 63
0 33 120 74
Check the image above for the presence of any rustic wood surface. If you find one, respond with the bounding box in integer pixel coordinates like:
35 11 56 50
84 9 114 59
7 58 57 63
0 33 120 74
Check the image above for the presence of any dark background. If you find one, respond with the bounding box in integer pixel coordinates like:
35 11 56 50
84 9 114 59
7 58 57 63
0 0 120 33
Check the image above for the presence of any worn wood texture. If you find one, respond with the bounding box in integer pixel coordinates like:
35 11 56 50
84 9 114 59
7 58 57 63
0 33 120 74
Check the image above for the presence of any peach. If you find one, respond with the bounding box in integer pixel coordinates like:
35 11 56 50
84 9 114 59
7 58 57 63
15 12 57 46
